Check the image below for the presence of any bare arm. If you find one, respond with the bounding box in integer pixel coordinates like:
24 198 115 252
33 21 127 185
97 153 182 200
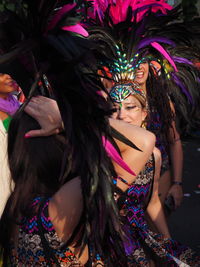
109 118 156 191
168 121 183 184
146 148 171 238
167 102 183 208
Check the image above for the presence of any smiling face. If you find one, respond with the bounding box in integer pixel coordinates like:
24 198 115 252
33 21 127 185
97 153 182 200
0 73 18 98
134 62 149 91
115 95 147 127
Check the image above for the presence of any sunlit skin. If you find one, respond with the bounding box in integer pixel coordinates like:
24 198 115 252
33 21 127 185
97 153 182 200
115 95 147 127
114 94 171 239
0 73 18 99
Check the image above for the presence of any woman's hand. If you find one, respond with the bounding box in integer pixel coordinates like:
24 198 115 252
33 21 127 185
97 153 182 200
24 96 62 137
167 184 183 209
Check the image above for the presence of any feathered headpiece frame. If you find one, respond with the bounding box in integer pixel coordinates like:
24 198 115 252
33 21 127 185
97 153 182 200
86 1 200 96
101 44 150 84
84 0 200 134
86 0 180 84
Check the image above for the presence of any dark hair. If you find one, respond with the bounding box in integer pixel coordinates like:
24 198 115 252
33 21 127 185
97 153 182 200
146 65 174 137
46 47 127 264
0 46 127 266
0 111 66 261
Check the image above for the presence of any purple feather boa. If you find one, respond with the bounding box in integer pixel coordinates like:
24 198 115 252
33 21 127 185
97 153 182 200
0 94 20 116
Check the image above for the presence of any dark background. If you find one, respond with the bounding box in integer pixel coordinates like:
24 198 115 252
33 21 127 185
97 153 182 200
169 135 200 253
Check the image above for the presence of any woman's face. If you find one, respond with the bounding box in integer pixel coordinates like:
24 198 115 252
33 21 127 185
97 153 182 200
134 63 149 89
115 95 147 127
0 73 18 96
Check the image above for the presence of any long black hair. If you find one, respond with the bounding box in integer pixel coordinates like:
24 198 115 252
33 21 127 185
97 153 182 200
44 38 127 264
0 72 127 267
146 62 174 136
0 111 66 263
0 30 127 267
0 1 129 265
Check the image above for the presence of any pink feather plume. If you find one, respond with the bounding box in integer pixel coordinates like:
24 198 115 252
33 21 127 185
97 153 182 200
102 136 136 176
151 42 178 72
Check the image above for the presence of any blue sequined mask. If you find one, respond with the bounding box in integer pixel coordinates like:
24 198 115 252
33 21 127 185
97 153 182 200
109 82 145 103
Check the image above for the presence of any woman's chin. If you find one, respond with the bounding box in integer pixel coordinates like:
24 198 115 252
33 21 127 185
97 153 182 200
128 121 141 127
135 79 145 85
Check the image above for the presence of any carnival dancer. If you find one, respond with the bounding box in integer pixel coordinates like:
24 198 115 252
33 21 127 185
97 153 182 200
109 81 200 266
81 0 200 265
85 0 200 213
0 1 155 266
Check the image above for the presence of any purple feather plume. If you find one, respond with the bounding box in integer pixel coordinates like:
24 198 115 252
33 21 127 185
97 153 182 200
171 73 194 104
173 56 193 65
137 37 176 50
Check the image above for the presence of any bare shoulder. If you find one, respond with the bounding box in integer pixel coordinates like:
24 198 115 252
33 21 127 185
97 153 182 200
109 118 155 150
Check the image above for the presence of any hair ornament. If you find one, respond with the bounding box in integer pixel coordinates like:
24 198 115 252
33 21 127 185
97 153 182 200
110 82 146 103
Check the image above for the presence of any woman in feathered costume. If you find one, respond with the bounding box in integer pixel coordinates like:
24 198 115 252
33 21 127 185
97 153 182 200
82 0 200 265
0 0 158 266
84 0 200 211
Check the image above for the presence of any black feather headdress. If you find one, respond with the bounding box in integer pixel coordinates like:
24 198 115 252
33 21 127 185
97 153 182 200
0 1 128 265
82 0 200 135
